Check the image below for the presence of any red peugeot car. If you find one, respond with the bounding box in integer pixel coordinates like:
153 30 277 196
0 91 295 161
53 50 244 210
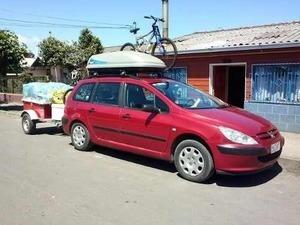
62 75 284 182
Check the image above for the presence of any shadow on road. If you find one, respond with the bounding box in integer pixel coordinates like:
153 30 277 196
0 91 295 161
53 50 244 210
32 126 65 136
210 162 282 187
93 146 177 173
0 104 23 111
91 145 282 186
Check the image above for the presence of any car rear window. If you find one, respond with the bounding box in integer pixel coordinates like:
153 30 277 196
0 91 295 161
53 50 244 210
73 83 95 102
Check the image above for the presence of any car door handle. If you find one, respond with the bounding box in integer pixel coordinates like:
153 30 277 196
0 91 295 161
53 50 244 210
122 114 131 119
88 108 96 113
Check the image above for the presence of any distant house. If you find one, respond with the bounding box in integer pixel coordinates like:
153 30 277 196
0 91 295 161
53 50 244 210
107 20 300 132
22 57 49 77
7 57 49 78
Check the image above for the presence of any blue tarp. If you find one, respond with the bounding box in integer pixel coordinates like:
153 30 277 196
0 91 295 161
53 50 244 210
23 82 72 104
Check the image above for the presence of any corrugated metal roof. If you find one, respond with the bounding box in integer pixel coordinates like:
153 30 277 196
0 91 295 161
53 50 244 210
174 21 300 52
21 57 38 68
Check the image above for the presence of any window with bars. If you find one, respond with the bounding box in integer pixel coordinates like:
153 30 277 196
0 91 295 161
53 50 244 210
164 67 187 83
252 64 300 104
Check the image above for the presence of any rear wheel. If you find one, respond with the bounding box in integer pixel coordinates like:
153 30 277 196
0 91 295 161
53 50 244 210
151 37 177 70
174 140 214 183
21 113 36 135
71 123 93 151
120 43 136 51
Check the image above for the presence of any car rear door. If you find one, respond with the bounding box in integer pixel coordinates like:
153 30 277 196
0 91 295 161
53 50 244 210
87 81 122 143
119 82 171 156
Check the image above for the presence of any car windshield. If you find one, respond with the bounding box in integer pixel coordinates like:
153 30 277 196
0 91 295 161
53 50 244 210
152 81 228 109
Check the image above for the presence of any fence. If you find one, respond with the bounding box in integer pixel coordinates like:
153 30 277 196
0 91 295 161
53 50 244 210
0 75 49 94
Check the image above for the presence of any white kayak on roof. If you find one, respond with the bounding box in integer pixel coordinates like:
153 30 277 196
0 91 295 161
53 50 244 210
86 51 166 71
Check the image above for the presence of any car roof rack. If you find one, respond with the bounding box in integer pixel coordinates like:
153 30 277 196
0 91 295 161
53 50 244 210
85 68 165 80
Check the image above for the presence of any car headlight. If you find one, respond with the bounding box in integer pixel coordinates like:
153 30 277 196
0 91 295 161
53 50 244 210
218 126 258 145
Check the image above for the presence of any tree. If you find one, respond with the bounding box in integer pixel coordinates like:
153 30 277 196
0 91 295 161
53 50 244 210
78 28 103 61
0 30 27 90
38 29 103 83
38 36 69 67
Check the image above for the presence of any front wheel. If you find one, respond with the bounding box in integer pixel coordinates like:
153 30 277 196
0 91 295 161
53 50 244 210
174 140 214 183
151 38 177 70
120 43 136 51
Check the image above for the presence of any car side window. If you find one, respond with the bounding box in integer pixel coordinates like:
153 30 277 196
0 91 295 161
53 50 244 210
74 83 95 102
92 83 120 106
125 84 169 113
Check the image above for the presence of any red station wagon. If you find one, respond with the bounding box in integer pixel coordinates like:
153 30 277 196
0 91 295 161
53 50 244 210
62 52 284 183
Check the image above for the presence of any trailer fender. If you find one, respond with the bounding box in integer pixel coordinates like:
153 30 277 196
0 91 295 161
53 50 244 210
21 110 39 120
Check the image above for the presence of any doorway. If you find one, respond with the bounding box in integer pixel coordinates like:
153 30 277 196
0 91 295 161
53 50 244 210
210 63 246 108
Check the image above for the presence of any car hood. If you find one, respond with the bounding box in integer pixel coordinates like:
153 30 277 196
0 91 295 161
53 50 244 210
187 106 274 136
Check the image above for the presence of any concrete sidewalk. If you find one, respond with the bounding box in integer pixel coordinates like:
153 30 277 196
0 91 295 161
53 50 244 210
0 102 299 161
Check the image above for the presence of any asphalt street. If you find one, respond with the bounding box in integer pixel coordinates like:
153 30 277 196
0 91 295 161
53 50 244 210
0 114 300 225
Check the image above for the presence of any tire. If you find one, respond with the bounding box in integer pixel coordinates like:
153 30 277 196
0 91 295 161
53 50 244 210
151 37 177 70
22 113 36 135
70 122 93 151
120 43 136 51
174 140 214 183
63 88 73 104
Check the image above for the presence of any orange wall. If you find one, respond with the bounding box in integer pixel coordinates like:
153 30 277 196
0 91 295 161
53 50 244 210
174 47 300 100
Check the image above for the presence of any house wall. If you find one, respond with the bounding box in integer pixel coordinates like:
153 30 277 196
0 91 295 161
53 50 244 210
175 47 300 98
175 47 300 133
26 67 48 77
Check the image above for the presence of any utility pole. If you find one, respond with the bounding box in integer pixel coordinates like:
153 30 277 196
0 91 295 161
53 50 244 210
162 0 169 38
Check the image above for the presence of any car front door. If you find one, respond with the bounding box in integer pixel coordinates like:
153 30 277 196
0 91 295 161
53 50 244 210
119 83 172 156
88 82 122 144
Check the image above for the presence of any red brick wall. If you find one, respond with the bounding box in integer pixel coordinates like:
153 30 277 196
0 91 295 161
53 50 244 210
175 47 300 100
0 93 23 103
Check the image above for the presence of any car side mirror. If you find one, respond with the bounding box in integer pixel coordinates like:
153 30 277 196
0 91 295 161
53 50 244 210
142 105 160 113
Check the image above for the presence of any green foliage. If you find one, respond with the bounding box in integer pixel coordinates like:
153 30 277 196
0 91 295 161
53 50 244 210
0 30 27 77
38 29 103 70
78 28 103 61
38 36 69 67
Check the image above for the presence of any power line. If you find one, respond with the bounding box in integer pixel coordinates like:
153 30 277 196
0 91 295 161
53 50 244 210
0 8 130 27
0 17 130 29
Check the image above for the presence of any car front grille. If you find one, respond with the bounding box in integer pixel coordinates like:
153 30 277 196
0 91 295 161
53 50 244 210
256 128 279 140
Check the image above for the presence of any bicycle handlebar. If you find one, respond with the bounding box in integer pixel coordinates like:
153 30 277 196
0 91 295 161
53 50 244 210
144 15 165 23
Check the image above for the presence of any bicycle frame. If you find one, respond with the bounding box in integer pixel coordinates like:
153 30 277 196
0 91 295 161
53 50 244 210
134 21 162 51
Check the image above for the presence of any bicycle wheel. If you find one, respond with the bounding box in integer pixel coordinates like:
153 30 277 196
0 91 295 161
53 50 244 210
151 38 178 70
120 43 136 51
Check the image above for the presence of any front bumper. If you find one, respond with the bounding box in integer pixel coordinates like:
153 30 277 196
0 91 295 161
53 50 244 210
214 137 284 174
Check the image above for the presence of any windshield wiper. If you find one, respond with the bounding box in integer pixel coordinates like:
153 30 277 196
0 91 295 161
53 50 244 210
218 104 231 108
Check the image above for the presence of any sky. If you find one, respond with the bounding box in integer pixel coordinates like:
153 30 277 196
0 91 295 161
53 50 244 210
1 0 300 55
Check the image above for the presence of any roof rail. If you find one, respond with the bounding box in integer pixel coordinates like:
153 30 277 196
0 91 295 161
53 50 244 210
85 68 165 80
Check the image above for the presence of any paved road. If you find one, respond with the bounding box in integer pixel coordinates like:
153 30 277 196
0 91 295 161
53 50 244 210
0 114 300 225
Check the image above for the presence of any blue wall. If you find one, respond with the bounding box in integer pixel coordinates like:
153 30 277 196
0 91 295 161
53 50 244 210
244 102 300 133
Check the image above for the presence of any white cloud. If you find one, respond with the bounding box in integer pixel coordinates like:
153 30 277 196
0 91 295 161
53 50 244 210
17 34 41 56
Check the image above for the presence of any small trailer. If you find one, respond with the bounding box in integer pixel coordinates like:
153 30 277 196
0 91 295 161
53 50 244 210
21 82 72 134
21 101 65 134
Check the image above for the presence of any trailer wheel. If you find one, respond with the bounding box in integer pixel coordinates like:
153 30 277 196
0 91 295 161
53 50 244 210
22 113 36 135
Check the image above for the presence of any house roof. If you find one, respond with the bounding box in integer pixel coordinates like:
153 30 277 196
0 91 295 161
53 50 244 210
21 57 42 68
174 21 300 53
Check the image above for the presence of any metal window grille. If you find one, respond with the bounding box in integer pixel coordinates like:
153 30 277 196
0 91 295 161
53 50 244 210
252 64 300 104
164 67 187 83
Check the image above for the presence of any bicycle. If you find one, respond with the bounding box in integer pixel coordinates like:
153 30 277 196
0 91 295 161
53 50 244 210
120 15 178 70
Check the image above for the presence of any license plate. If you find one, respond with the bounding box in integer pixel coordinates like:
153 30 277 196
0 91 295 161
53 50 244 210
271 141 281 154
